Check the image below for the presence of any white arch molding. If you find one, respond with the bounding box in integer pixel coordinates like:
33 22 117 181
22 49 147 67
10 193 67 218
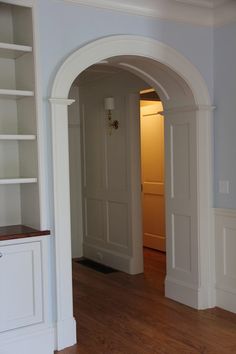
49 35 215 350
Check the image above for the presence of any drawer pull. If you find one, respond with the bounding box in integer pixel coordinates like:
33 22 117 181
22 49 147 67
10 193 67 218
0 252 3 258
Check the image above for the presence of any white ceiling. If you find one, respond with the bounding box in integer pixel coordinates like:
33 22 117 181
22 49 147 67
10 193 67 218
75 64 122 85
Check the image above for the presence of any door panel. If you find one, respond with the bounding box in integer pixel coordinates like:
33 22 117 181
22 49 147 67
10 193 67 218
165 112 198 284
140 101 166 251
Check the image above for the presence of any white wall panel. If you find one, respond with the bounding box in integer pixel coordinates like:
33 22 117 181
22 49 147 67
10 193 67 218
171 123 190 199
172 213 191 273
215 208 236 313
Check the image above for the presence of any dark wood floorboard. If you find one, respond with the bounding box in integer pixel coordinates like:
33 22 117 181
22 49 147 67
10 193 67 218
56 248 236 354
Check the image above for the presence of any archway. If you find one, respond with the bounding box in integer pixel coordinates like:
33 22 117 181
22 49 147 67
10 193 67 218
49 35 215 350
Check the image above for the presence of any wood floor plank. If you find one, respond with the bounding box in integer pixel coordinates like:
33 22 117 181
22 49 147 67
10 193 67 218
56 248 236 354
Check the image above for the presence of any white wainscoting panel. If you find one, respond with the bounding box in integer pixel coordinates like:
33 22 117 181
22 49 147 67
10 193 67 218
215 208 236 313
172 213 191 274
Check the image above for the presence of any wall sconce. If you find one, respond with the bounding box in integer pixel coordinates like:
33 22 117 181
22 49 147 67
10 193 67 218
104 97 119 133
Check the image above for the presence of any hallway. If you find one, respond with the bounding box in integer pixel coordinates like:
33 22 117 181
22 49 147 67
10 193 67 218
57 249 236 354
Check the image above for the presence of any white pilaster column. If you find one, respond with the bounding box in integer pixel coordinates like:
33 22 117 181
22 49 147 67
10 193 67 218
196 105 216 308
49 98 77 350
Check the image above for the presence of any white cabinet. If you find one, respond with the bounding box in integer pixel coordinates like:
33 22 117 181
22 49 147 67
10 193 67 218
0 240 43 332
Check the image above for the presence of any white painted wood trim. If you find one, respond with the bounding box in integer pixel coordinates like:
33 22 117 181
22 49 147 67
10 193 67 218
50 35 214 348
128 93 144 275
165 276 200 309
0 178 37 184
61 0 236 27
0 326 54 354
214 207 236 314
49 98 77 350
196 107 215 308
32 1 50 230
52 36 211 106
119 63 170 100
83 243 131 273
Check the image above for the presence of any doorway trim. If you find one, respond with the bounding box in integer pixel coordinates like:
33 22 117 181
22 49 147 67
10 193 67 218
49 35 214 350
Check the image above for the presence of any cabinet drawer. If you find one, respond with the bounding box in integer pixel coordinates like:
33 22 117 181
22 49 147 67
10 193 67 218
0 241 43 332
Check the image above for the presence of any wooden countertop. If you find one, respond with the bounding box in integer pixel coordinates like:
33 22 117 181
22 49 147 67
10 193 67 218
0 225 50 241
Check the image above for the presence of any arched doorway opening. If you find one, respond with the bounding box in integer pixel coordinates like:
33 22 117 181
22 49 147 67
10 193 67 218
49 35 214 350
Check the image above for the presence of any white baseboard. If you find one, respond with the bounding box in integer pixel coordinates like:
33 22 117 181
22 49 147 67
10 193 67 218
0 327 54 354
165 276 200 309
165 276 216 310
216 287 236 314
83 243 131 273
55 317 77 350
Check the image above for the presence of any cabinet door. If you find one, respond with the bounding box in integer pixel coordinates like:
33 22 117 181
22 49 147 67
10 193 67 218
0 241 43 332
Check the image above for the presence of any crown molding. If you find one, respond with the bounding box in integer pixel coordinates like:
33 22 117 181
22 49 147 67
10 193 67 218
214 1 236 27
62 0 236 27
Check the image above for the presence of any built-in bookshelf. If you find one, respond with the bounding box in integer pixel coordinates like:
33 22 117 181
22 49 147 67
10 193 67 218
0 2 40 229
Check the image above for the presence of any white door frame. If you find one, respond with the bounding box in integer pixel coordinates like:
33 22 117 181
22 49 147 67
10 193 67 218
49 35 215 350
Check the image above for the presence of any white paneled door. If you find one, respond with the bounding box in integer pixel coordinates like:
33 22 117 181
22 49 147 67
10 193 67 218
140 100 166 252
79 72 148 271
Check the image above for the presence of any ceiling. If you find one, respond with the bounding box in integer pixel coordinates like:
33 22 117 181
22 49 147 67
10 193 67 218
74 64 122 86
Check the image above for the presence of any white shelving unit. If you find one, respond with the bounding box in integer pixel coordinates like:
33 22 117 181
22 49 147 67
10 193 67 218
0 4 52 354
0 2 40 229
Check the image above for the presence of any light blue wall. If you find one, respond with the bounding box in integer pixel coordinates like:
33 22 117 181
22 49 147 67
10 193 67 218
36 1 214 98
214 22 236 209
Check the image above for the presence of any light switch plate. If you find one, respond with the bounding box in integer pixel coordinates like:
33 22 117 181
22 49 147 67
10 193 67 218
219 180 229 194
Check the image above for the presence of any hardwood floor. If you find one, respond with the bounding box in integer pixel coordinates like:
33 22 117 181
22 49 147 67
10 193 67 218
56 248 236 354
